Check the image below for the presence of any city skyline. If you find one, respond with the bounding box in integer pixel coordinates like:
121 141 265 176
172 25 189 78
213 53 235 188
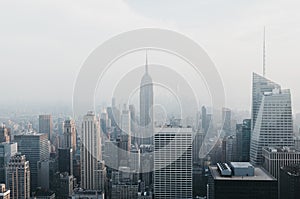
1 1 300 198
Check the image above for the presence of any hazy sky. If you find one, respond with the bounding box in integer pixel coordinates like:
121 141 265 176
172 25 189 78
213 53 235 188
1 0 300 113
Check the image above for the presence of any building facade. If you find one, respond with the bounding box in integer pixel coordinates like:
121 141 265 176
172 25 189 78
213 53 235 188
39 115 53 141
250 73 294 165
262 147 300 179
208 162 277 199
14 133 48 192
80 111 104 190
154 127 193 199
6 154 30 199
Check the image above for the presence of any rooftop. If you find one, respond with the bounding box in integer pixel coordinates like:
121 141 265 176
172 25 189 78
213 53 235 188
263 146 299 153
210 166 276 181
230 162 253 168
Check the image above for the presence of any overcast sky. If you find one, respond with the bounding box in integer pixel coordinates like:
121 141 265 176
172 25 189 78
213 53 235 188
1 0 300 113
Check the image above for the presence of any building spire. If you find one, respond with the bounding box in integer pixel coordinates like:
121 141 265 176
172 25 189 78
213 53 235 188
263 26 266 77
145 50 148 74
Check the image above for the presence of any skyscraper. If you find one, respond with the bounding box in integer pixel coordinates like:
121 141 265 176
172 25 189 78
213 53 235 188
222 108 232 136
154 127 193 199
236 119 251 162
250 73 294 165
39 115 53 141
58 148 73 175
14 132 49 191
0 142 17 183
63 119 76 153
139 52 154 145
251 73 279 131
80 111 104 190
6 153 30 199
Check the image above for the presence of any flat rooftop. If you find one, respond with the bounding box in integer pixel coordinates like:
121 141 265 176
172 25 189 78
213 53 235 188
230 162 253 168
210 166 276 181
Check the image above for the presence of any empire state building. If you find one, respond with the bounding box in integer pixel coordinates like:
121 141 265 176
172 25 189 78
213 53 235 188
139 52 154 144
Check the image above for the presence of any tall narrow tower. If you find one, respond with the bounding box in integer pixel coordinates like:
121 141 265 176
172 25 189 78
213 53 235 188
80 111 104 190
139 51 154 145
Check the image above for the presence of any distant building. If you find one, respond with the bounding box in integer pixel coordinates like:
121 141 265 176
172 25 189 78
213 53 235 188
262 146 300 179
222 135 237 162
139 53 154 145
6 154 30 199
208 162 277 199
58 148 73 175
52 172 74 199
39 115 53 141
250 73 294 165
236 119 251 162
34 188 55 199
0 142 17 183
110 167 139 199
72 188 104 199
280 164 300 199
222 108 231 136
0 125 10 143
154 127 193 199
14 132 49 191
0 184 10 199
63 119 76 153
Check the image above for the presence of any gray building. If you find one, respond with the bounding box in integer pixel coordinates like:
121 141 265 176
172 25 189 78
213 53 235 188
6 153 30 199
0 142 17 183
236 119 251 162
139 53 154 145
250 73 294 165
154 127 193 199
63 119 76 153
39 115 53 141
262 146 300 179
280 164 300 199
14 132 49 191
208 162 277 199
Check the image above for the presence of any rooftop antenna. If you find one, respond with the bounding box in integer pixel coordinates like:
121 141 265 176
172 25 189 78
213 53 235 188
263 26 266 77
145 50 148 74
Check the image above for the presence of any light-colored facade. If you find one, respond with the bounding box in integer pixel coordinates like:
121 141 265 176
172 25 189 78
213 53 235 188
250 73 294 165
262 147 300 179
63 119 76 153
0 184 10 199
81 111 105 190
6 154 30 199
154 127 193 199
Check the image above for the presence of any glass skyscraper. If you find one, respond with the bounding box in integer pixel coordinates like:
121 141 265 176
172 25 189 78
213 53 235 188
250 73 294 165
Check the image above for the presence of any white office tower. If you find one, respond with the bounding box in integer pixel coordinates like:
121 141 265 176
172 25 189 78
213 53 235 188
250 74 294 165
6 153 30 199
154 127 193 199
81 111 105 190
121 104 131 149
139 53 154 145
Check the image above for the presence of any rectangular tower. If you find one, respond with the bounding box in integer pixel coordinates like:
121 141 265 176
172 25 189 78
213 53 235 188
154 127 192 199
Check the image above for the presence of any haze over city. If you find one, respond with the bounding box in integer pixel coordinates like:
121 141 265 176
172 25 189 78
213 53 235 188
1 0 300 113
